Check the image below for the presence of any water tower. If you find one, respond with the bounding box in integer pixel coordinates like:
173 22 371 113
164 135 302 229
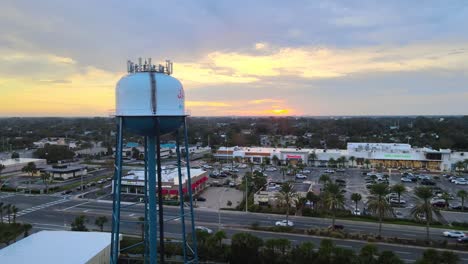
110 58 198 264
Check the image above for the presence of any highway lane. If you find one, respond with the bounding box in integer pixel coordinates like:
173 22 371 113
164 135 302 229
2 193 461 240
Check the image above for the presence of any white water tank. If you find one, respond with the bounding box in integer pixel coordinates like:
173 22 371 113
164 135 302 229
115 67 185 117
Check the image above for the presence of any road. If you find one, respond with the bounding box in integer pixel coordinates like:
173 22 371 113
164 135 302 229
2 193 468 262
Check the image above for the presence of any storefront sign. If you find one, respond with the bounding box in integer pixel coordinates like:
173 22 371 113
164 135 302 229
286 154 302 159
382 153 413 159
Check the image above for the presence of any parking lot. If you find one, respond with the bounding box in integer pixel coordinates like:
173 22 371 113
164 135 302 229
202 161 468 222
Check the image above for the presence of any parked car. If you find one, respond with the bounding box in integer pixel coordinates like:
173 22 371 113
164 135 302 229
275 220 294 227
324 169 335 174
195 226 213 234
352 209 361 215
295 174 307 179
390 198 406 205
451 205 468 211
443 230 466 238
335 179 346 184
455 179 468 185
336 169 345 173
421 179 436 186
457 236 468 243
432 201 448 208
394 211 404 219
401 177 412 183
302 169 311 174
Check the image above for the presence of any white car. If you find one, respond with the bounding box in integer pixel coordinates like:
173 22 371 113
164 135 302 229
443 230 466 238
401 177 412 183
195 226 213 234
324 169 335 173
302 170 311 174
266 167 277 172
295 174 307 179
451 178 463 183
352 209 361 215
390 198 406 204
455 179 468 185
275 220 294 227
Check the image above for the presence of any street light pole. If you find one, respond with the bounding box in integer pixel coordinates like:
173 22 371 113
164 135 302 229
245 174 248 212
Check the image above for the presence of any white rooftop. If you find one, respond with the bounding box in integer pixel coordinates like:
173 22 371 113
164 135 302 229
0 231 114 264
0 158 46 166
124 168 206 185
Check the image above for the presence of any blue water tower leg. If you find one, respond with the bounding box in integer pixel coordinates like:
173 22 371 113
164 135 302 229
155 120 165 263
144 137 150 264
175 130 187 262
111 117 124 264
147 136 159 264
183 118 199 263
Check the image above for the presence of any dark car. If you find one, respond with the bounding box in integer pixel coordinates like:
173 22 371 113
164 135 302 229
451 205 468 211
432 201 448 208
335 179 346 184
457 236 468 243
196 197 206 202
328 224 344 230
421 180 435 186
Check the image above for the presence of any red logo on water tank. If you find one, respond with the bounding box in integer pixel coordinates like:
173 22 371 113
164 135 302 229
177 88 184 99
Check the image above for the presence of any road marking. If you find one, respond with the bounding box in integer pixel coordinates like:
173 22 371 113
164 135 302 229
402 259 416 262
61 201 89 211
337 244 353 248
2 198 70 222
129 213 135 217
395 251 411 254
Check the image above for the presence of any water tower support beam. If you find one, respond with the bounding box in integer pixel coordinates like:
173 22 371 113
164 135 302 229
183 118 199 263
155 119 165 263
147 136 159 264
175 129 187 262
144 137 150 264
110 117 124 264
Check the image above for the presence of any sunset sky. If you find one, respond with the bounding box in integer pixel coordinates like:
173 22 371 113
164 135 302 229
1 1 468 116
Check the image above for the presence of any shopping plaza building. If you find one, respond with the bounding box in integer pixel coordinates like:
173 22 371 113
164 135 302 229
214 142 468 171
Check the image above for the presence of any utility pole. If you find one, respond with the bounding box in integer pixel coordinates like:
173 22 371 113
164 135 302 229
245 174 248 212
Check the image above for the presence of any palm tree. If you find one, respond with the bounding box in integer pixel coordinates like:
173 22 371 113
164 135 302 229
349 156 356 167
308 152 317 167
323 183 345 228
441 192 451 210
328 158 336 168
411 186 435 242
272 156 279 166
12 206 18 223
306 191 320 211
280 166 287 181
95 216 108 232
319 174 331 185
364 159 371 169
5 204 12 224
455 161 464 171
294 197 308 216
23 223 32 237
391 184 406 205
260 162 266 172
457 190 467 212
248 161 255 174
367 184 393 237
275 182 297 223
0 202 4 223
40 172 51 194
351 193 362 211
